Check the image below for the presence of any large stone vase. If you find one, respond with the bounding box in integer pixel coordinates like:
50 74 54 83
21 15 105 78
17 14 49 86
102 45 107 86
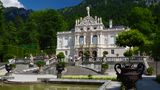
114 63 145 90
56 64 64 78
5 64 12 76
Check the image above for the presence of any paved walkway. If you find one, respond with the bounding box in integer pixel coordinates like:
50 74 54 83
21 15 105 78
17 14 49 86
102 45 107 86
105 75 160 90
136 75 160 90
106 81 121 90
7 74 57 82
0 69 7 76
105 71 160 90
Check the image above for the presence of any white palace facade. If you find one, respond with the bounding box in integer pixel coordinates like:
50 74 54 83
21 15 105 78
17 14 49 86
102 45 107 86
56 7 128 61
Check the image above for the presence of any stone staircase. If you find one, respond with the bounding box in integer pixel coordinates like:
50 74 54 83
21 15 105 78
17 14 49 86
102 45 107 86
63 66 100 75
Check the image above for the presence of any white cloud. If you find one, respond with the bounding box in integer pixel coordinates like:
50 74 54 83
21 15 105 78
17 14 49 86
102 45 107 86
1 0 24 8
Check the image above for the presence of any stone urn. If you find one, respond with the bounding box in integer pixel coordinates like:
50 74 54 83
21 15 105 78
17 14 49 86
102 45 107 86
114 63 145 90
56 62 65 78
5 64 12 76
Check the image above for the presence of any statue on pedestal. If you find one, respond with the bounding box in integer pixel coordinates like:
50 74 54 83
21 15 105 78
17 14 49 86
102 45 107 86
86 6 90 16
29 54 34 67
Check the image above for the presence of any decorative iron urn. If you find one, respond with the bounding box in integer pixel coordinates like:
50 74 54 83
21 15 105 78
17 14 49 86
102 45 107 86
5 64 12 73
56 63 65 78
114 63 145 90
5 64 12 76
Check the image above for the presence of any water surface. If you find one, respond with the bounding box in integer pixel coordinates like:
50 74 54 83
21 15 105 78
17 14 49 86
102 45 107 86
0 83 100 90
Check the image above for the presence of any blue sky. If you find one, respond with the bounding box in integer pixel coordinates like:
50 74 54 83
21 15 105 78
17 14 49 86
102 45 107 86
19 0 82 10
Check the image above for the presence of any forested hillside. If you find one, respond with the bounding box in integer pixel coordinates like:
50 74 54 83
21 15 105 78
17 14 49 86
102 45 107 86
0 0 160 62
59 0 160 60
59 0 145 28
0 2 68 62
4 7 32 21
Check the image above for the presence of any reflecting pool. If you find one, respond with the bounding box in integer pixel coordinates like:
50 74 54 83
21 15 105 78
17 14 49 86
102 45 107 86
0 83 100 90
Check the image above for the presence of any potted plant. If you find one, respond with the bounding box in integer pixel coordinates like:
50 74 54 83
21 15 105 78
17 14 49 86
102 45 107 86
36 60 45 73
146 67 154 75
83 50 90 62
101 63 109 74
11 64 16 73
5 64 12 75
56 61 65 78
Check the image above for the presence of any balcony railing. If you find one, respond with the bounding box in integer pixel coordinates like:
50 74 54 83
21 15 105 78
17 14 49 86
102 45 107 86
75 44 99 48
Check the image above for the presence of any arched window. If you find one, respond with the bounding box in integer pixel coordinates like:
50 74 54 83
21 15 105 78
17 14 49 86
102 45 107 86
79 36 84 45
92 35 97 44
92 51 97 57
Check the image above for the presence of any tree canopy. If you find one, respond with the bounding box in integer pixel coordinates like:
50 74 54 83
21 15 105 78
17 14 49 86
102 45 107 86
152 32 160 61
0 6 68 61
57 52 65 61
116 29 146 48
28 9 68 53
128 7 155 36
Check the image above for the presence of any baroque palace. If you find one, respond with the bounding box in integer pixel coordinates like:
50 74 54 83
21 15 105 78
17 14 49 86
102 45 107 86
56 7 128 61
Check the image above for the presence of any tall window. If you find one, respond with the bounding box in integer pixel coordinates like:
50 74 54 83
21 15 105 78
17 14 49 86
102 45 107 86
65 51 68 55
111 49 114 54
108 35 116 46
92 35 97 44
64 37 68 47
79 36 84 45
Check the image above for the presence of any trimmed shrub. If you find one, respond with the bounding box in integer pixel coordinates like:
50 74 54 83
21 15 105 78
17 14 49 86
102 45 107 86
11 64 16 68
146 67 154 75
36 60 45 67
57 61 66 67
62 75 117 80
57 52 65 61
101 63 109 69
88 74 93 79
123 49 133 57
103 51 108 56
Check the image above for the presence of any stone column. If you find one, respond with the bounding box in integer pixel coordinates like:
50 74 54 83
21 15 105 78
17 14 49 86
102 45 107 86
100 17 102 24
98 34 101 45
75 35 77 46
84 35 86 45
77 35 80 45
97 34 99 45
97 18 100 23
75 35 79 46
90 33 93 45
95 16 97 23
62 37 64 48
99 34 101 45
76 20 77 25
